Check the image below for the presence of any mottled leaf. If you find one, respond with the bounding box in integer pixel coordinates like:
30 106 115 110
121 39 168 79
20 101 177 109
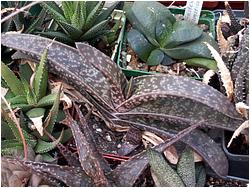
177 146 196 187
147 148 185 187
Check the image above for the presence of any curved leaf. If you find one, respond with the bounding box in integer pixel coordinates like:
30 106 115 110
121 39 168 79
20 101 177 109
58 21 82 39
85 1 104 30
1 33 115 112
37 93 57 107
33 47 49 100
61 1 74 23
40 2 67 23
36 31 75 44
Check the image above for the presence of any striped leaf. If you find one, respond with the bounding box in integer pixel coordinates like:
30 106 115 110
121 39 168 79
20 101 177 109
70 1 85 30
84 1 104 30
41 2 67 23
61 1 74 23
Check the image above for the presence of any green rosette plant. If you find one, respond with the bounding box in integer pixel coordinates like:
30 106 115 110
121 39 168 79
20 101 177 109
126 1 218 68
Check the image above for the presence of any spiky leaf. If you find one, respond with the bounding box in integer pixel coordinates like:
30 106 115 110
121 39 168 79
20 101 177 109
33 47 49 100
84 1 104 30
1 62 25 96
40 2 67 23
43 86 61 134
35 130 63 153
71 1 85 30
37 93 57 107
61 1 74 23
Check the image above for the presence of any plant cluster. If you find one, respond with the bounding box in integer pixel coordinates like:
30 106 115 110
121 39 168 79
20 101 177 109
39 1 121 45
1 33 245 186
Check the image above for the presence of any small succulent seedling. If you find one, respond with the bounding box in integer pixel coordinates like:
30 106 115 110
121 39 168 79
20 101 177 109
38 1 120 45
126 1 218 69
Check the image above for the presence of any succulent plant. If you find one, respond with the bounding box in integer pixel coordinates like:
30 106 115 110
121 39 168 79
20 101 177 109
1 1 46 33
1 33 245 186
1 46 71 157
125 1 218 67
38 1 120 45
147 146 206 187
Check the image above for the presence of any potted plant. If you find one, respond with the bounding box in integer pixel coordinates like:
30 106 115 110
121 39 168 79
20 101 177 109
116 1 218 78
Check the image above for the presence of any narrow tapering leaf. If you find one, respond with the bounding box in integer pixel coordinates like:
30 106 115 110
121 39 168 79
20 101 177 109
34 46 49 100
43 86 61 134
26 8 47 34
37 93 57 107
41 2 67 23
71 1 85 30
77 42 127 106
36 31 75 44
1 62 25 96
84 1 104 30
69 115 110 186
80 19 110 41
61 1 74 23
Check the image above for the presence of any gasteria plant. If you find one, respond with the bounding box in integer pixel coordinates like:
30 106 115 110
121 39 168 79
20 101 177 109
38 1 120 44
1 33 244 186
125 1 218 66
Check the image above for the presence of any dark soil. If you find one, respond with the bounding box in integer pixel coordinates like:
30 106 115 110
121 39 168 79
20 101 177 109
205 176 248 187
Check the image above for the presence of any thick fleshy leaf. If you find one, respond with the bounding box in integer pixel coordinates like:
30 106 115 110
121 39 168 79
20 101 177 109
147 149 185 187
115 75 243 131
111 121 199 186
1 62 25 96
36 31 75 44
162 20 203 48
37 93 57 107
58 21 82 39
40 2 67 23
76 42 127 106
177 146 196 187
61 1 74 23
71 1 85 30
94 1 119 24
127 29 156 62
155 18 173 47
147 49 165 66
195 163 206 186
127 1 175 46
162 33 219 59
80 19 110 41
1 33 115 112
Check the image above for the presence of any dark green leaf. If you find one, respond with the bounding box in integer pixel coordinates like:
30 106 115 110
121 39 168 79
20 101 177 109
127 29 155 62
147 49 164 66
184 58 217 70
